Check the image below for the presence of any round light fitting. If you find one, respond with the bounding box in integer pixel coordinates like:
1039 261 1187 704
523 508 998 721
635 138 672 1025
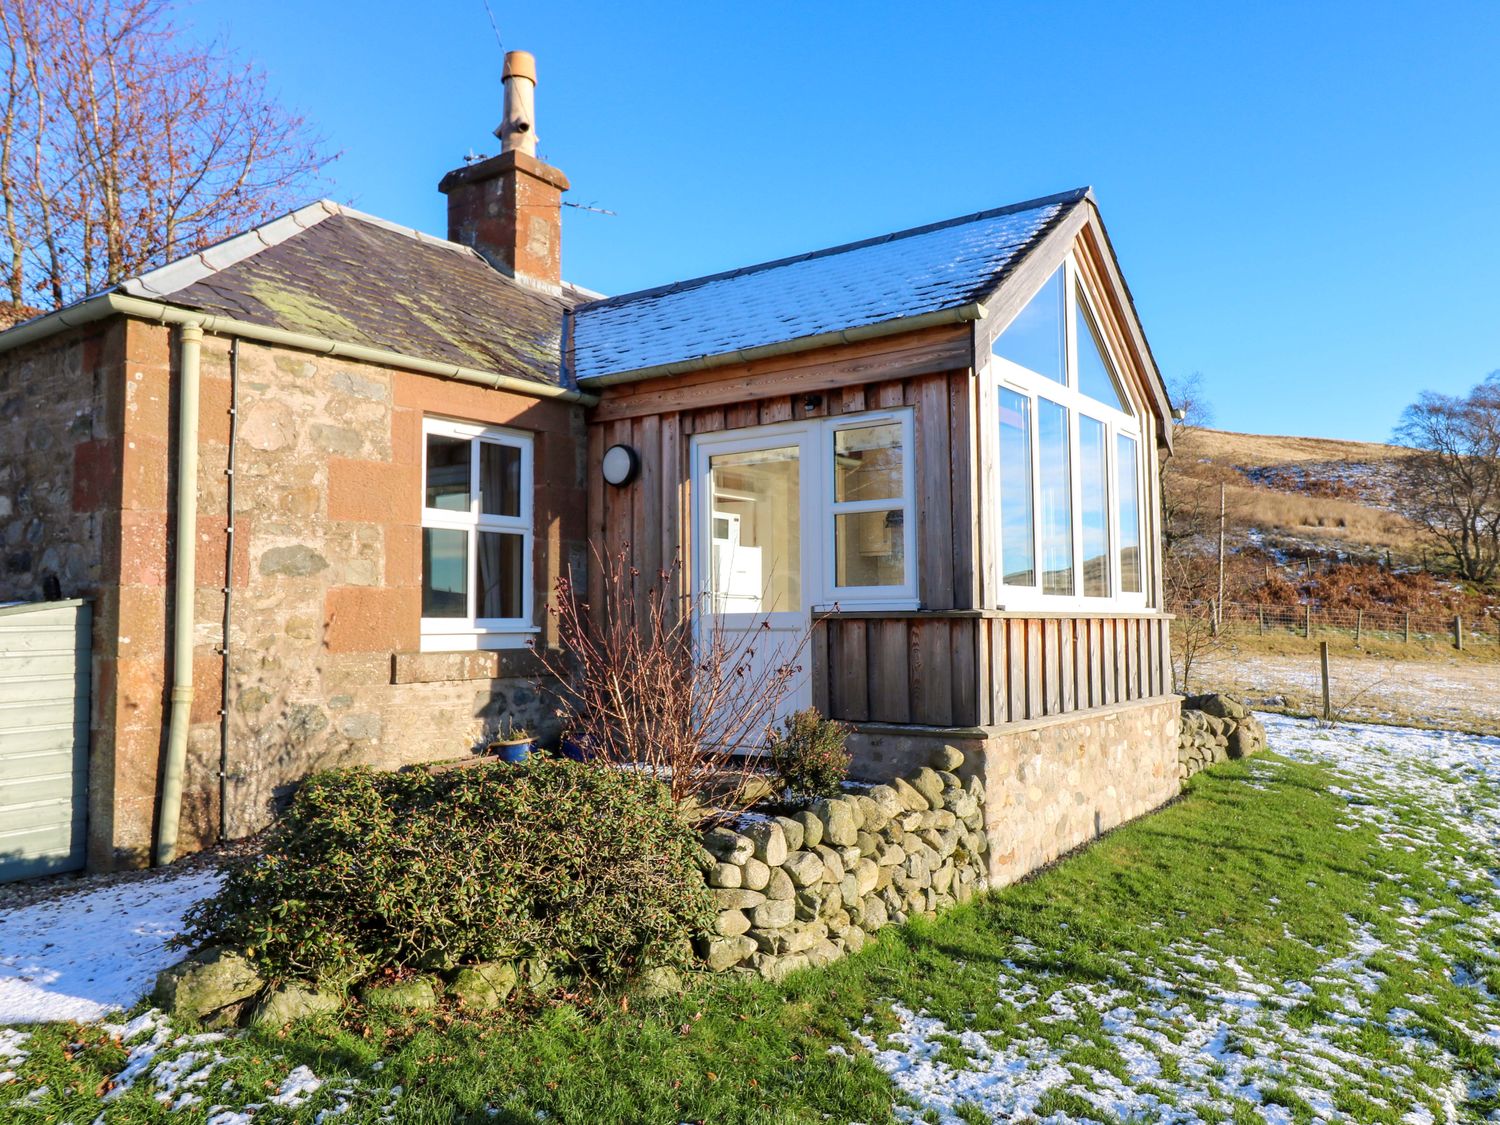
601 443 640 487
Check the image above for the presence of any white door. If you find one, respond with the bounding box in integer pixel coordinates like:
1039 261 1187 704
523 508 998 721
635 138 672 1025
692 424 815 736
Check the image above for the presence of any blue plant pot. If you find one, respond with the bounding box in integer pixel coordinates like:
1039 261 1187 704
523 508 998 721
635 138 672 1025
561 735 600 763
495 740 532 764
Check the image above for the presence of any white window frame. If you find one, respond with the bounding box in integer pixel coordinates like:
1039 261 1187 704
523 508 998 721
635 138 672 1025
689 409 920 617
988 254 1149 612
824 410 918 607
420 416 536 651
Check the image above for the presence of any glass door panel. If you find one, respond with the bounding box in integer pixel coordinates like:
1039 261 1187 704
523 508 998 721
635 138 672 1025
707 445 801 615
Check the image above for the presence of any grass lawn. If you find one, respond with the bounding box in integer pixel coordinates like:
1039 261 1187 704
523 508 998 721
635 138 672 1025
3 714 1498 1122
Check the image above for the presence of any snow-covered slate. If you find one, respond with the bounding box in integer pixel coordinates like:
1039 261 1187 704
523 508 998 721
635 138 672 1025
570 189 1086 382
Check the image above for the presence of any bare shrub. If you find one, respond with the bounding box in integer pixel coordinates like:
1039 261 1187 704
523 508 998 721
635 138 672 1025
1165 548 1225 693
531 546 810 812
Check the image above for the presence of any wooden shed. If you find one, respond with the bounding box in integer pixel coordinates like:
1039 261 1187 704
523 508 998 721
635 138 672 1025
574 189 1182 880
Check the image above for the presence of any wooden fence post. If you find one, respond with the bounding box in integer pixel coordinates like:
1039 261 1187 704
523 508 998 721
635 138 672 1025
1355 609 1362 645
1455 615 1464 652
1319 641 1331 721
1404 612 1410 645
1258 606 1265 635
1305 604 1313 639
1211 599 1219 637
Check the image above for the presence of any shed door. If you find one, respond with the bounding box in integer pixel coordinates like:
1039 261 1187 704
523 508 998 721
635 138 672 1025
0 600 90 882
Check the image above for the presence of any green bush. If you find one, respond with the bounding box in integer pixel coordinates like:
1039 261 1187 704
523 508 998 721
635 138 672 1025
766 708 851 800
179 759 713 989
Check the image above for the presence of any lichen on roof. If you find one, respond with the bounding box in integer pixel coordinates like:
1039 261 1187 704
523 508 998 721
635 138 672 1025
152 211 579 388
246 279 362 342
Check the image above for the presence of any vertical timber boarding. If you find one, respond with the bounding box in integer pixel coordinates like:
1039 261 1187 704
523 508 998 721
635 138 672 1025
811 611 1171 728
582 325 978 622
0 600 91 882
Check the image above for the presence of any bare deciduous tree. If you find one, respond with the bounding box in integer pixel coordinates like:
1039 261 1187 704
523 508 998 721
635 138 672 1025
0 0 330 311
1160 374 1230 690
1160 371 1217 558
1393 372 1500 583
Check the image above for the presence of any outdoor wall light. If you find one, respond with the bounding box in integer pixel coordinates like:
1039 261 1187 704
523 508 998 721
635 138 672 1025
601 443 640 486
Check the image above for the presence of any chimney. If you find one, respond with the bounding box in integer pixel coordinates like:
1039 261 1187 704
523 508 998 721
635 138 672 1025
439 50 569 289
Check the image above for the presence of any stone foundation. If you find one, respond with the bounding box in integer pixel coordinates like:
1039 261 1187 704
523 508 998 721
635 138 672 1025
970 697 1180 886
694 749 988 980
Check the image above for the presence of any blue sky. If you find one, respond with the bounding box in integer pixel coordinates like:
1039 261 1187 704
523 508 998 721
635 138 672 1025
188 0 1499 444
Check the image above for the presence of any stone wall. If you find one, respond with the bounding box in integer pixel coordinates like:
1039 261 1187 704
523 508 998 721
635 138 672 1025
976 697 1181 886
5 318 588 869
0 319 181 867
1177 694 1267 780
694 747 988 980
180 335 588 849
0 322 121 603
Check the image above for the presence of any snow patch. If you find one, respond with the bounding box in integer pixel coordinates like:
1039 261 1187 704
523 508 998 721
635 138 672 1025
0 868 222 1023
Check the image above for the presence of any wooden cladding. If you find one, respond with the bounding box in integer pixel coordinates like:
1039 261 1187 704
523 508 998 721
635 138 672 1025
586 337 979 613
812 611 1172 729
587 325 971 423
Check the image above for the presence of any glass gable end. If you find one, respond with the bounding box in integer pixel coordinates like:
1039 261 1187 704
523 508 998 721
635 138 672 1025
992 267 1065 383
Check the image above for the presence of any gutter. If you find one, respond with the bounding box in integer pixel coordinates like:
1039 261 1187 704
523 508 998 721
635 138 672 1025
0 292 599 405
576 303 986 389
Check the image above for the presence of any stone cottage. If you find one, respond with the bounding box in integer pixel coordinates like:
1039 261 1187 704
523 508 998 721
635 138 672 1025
0 51 1178 882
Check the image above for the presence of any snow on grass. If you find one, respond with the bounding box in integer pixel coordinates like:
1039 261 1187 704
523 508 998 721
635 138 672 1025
269 1064 324 1107
67 1011 395 1122
0 867 221 1023
855 714 1500 1122
0 1026 28 1083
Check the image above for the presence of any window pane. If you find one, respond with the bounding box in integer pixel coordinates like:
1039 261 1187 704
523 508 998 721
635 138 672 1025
835 509 904 587
1118 434 1142 593
425 434 470 511
478 531 525 619
1038 398 1074 596
1080 416 1110 597
992 267 1065 383
999 389 1035 586
834 423 902 503
1076 291 1129 411
479 441 522 518
422 527 468 617
708 446 800 613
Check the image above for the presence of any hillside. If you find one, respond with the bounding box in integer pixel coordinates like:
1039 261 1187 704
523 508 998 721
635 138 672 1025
1170 427 1421 562
1164 426 1496 627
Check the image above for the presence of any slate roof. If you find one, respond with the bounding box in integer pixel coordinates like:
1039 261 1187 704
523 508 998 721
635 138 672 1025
122 201 582 387
570 188 1089 384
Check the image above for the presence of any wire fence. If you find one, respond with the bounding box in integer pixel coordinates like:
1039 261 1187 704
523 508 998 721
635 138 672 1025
1190 601 1500 648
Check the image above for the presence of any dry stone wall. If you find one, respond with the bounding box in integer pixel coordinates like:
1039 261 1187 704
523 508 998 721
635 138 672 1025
1178 694 1266 779
694 747 987 981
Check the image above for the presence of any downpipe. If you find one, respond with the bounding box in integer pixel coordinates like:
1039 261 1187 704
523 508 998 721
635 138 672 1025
154 323 203 866
218 338 240 844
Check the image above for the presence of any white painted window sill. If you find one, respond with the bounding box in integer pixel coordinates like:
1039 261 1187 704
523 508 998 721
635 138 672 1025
419 628 539 653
